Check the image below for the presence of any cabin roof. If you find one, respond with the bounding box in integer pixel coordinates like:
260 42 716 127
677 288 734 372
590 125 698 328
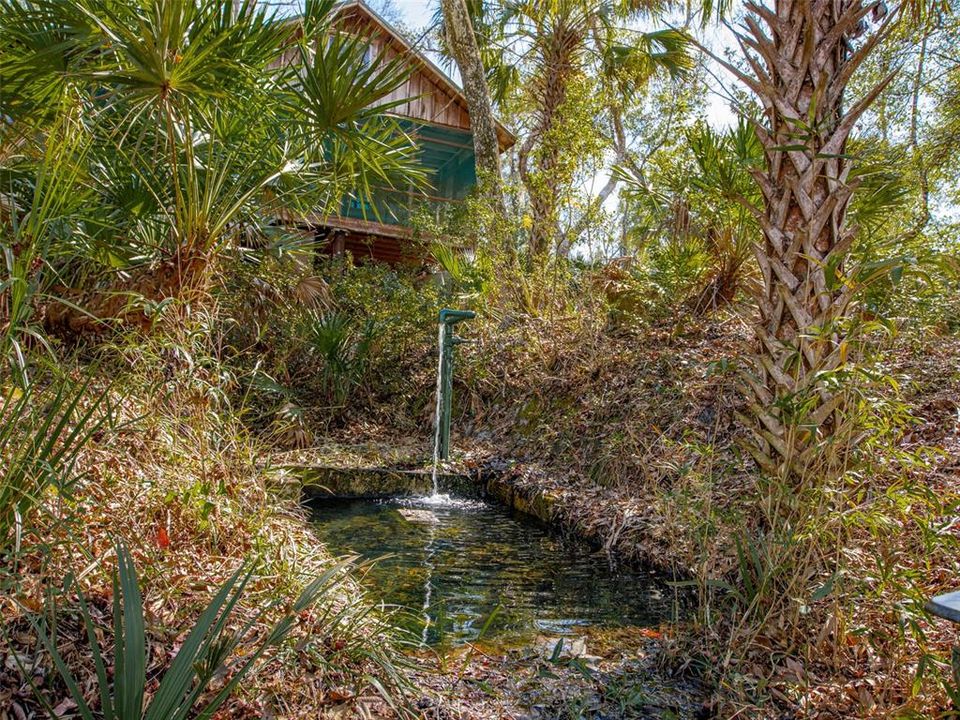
297 0 516 151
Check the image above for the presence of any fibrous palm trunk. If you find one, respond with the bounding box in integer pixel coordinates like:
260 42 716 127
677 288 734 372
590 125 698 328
720 0 895 476
44 245 211 336
518 16 582 258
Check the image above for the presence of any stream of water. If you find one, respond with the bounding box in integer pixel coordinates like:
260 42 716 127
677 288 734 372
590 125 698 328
309 496 677 645
308 319 676 647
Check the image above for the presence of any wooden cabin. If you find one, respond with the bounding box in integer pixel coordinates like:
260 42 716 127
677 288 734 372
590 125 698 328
294 0 515 265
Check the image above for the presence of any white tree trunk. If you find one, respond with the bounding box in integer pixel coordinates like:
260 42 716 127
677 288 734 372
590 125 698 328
440 0 504 215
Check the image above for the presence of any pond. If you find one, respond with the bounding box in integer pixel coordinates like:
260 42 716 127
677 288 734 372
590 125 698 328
309 494 679 646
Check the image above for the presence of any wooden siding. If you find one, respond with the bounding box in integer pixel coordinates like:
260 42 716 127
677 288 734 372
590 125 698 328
275 1 515 265
316 222 439 268
274 3 515 149
306 212 411 239
336 8 471 133
318 230 419 265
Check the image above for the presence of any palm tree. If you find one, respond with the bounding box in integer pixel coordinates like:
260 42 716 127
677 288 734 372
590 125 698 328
0 0 423 336
617 119 762 313
501 0 690 258
699 0 940 476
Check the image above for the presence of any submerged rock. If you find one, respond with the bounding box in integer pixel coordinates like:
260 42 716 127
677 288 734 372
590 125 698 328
397 508 439 523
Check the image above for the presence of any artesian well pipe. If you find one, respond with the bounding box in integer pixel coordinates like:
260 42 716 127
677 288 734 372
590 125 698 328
439 308 476 325
437 308 474 460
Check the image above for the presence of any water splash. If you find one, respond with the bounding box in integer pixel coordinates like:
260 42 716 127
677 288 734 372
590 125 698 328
417 492 453 506
398 494 485 510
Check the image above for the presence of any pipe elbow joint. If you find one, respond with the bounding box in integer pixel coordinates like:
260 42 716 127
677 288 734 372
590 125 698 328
439 308 476 325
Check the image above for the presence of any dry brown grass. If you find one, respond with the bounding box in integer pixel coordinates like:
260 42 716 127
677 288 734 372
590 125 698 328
11 265 953 718
0 359 412 719
287 280 958 717
447 308 960 718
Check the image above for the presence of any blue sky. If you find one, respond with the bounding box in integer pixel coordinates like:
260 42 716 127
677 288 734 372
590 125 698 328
385 0 433 26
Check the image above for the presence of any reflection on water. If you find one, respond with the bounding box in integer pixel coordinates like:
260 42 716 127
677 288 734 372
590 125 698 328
309 496 677 645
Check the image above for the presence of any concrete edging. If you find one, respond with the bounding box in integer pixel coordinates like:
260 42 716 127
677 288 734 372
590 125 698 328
292 465 477 499
290 465 560 526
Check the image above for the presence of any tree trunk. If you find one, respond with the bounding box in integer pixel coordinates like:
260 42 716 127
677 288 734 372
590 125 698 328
558 107 631 255
908 28 931 233
720 0 896 476
518 20 579 259
44 246 210 336
440 0 505 215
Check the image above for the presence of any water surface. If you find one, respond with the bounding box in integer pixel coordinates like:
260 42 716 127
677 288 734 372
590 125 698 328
309 495 677 645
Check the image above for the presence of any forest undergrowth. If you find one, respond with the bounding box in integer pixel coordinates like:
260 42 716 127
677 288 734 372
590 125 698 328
0 328 414 719
3 237 957 718
457 308 960 718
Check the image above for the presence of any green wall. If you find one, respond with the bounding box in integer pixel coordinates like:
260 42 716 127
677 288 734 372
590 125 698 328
340 122 477 226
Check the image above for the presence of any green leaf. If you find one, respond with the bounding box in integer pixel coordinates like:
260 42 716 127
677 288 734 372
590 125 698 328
144 566 248 720
549 638 564 663
116 544 146 719
75 582 116 720
30 616 98 720
811 573 837 602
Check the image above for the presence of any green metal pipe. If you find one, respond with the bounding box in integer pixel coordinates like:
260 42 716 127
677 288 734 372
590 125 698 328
439 308 475 324
437 308 474 460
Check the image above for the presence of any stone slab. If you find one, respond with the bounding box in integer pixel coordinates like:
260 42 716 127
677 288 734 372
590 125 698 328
397 508 439 523
291 464 562 527
927 591 960 624
484 474 559 524
289 465 475 499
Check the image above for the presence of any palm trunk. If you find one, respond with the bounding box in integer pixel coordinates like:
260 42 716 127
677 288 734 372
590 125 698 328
519 20 580 259
44 246 211 335
720 0 896 476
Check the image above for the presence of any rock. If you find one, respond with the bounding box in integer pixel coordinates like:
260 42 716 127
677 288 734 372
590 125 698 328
534 636 604 670
536 635 586 660
297 466 432 497
398 508 439 523
483 475 557 522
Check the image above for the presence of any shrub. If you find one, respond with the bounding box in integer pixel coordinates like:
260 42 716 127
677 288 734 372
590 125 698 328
0 373 112 556
219 252 441 441
28 544 354 720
